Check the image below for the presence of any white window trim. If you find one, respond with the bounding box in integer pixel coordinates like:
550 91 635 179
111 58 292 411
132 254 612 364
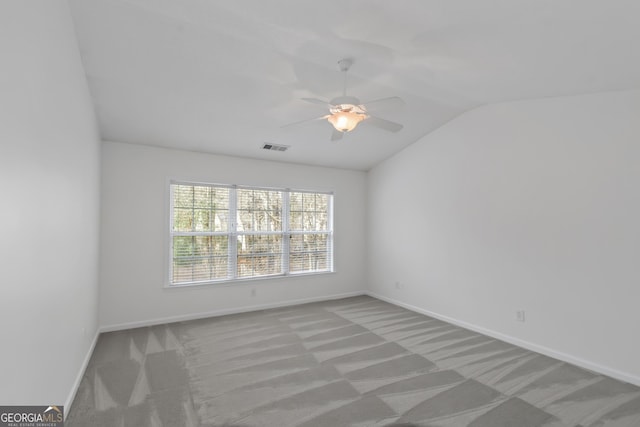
165 180 334 288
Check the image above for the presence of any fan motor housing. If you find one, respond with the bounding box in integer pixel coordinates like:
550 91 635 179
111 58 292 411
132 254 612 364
329 96 361 106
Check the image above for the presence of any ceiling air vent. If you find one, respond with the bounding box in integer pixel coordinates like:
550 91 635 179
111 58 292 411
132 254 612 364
262 143 289 152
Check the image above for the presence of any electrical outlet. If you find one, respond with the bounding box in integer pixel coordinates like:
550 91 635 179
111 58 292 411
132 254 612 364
516 310 526 322
251 288 256 297
395 282 400 289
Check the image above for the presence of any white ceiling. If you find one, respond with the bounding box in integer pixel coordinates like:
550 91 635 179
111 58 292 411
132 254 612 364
69 0 640 170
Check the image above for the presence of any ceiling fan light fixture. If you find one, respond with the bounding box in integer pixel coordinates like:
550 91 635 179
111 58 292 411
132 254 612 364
327 110 366 132
283 58 404 139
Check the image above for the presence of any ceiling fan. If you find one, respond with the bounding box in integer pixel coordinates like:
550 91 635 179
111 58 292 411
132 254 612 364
284 58 404 141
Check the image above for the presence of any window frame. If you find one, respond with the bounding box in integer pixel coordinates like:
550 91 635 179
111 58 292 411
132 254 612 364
166 180 334 288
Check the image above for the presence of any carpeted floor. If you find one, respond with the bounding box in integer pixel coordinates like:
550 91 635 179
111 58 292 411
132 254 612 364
67 296 640 426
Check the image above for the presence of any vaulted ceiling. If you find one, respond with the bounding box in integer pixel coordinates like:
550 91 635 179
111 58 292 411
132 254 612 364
69 0 640 170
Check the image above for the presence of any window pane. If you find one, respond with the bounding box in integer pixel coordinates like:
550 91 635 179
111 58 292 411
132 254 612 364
238 234 282 255
303 193 316 211
191 259 211 282
290 234 328 253
173 208 192 232
289 210 303 231
172 236 229 284
290 192 302 211
237 255 282 278
192 236 227 257
289 192 303 231
173 236 193 258
193 209 211 231
316 212 328 231
290 192 329 232
213 211 228 232
237 189 282 232
237 234 282 278
212 188 230 232
211 256 229 279
171 184 230 233
172 235 194 284
289 233 330 273
191 257 228 282
193 186 212 208
237 189 253 210
255 211 272 232
173 185 193 208
172 264 193 284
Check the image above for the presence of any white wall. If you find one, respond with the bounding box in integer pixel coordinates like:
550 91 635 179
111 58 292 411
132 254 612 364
368 90 640 384
0 1 100 407
100 142 367 329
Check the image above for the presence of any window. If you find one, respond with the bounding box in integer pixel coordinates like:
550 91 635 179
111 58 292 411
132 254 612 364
169 182 333 286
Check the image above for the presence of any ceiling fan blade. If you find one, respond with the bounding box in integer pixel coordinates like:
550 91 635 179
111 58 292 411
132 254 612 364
301 97 329 105
362 96 405 110
281 115 329 129
330 129 344 141
366 115 404 133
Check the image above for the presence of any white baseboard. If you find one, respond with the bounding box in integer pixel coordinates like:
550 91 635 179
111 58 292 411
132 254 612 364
65 328 100 418
100 290 367 333
367 291 640 388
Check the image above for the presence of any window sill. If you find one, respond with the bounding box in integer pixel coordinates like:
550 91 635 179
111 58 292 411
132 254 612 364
164 270 335 290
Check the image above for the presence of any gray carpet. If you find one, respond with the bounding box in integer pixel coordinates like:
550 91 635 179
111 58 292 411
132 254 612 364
67 296 640 426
